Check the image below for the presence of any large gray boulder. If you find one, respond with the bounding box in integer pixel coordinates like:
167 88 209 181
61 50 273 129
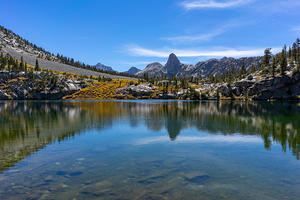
251 72 300 100
217 84 232 97
117 84 155 97
232 87 241 96
234 80 255 96
0 89 10 100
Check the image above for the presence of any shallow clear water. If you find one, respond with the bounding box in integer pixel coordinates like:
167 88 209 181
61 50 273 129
0 101 300 200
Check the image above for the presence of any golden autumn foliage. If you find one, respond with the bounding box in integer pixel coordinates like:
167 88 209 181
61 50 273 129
63 79 138 100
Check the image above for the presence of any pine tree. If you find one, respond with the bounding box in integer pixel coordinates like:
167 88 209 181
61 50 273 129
280 46 287 75
144 73 149 82
271 57 276 77
24 62 27 74
251 64 256 73
35 59 40 71
0 53 3 71
263 48 272 67
292 42 297 61
297 39 300 69
288 47 292 59
19 61 23 71
239 62 247 77
12 60 18 72
297 51 300 70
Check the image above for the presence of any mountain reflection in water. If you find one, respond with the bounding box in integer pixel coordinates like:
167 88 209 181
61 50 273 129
0 101 299 172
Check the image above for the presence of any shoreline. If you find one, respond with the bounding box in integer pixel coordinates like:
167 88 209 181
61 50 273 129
1 98 299 102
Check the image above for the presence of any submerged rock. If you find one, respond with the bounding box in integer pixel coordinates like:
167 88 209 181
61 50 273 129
184 172 210 184
81 181 113 197
44 175 54 182
56 171 67 176
55 171 83 177
69 171 83 177
138 174 166 185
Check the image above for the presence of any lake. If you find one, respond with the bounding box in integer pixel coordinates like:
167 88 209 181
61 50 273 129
0 101 299 200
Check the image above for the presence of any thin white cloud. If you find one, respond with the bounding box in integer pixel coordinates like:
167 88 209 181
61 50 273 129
134 135 261 145
120 61 153 66
292 26 300 32
127 45 281 58
181 0 253 10
250 0 300 15
162 23 236 43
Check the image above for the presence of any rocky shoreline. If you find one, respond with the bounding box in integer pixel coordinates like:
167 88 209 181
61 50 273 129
216 72 300 100
0 72 87 100
1 71 299 101
116 72 300 101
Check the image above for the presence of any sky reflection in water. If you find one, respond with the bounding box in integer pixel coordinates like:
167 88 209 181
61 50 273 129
0 101 300 200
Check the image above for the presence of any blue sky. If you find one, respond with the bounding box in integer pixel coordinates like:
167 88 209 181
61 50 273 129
1 0 300 71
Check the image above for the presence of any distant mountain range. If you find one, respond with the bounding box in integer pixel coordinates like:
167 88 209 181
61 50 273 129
0 25 262 79
123 67 141 75
134 53 262 78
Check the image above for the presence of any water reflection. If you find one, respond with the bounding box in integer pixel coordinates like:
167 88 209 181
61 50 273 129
0 100 299 172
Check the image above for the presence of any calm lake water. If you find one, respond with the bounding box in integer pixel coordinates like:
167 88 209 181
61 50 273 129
0 101 300 200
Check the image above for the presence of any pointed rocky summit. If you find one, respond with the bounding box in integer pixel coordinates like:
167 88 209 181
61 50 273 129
165 53 181 77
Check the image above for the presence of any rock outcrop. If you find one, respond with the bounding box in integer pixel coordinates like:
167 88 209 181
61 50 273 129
217 72 300 100
117 84 156 97
117 83 201 100
0 72 87 100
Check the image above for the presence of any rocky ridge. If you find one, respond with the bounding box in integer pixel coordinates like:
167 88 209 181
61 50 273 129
135 53 261 78
179 56 261 78
0 26 135 80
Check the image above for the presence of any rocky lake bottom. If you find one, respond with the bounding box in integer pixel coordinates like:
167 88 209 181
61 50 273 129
0 100 299 200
